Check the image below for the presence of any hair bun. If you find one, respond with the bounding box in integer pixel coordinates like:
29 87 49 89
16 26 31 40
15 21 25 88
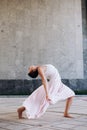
28 70 38 78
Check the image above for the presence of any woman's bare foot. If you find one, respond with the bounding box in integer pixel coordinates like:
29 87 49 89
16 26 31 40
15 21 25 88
64 97 74 118
17 107 25 119
17 108 22 119
64 114 73 118
19 117 25 119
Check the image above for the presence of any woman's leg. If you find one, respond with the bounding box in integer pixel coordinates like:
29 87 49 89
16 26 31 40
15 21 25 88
64 96 74 118
17 106 25 119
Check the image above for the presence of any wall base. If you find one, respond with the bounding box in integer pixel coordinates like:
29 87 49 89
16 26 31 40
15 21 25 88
0 79 87 95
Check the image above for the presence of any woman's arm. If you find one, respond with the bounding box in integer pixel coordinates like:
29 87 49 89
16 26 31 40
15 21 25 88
38 67 49 99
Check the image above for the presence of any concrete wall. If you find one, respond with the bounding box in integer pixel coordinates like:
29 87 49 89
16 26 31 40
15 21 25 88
82 0 87 78
0 0 83 79
0 0 86 95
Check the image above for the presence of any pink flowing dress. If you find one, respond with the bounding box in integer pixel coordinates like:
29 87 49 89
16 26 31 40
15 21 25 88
23 64 75 119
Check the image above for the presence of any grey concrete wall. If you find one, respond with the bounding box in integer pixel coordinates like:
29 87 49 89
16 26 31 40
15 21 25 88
0 0 83 79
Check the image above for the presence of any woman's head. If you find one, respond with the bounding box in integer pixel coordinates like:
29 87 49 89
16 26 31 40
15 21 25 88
28 65 38 78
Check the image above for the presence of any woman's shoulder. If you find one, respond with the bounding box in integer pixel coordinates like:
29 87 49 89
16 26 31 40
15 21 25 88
38 64 56 71
43 64 54 67
46 64 55 68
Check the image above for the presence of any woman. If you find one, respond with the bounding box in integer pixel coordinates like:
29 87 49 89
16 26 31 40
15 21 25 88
17 64 75 119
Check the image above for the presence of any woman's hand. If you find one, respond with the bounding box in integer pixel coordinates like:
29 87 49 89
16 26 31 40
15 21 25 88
46 95 51 102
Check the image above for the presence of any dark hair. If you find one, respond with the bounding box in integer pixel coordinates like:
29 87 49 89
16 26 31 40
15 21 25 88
28 69 38 78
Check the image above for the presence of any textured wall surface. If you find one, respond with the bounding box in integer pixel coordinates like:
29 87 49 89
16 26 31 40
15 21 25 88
82 0 87 78
0 0 83 79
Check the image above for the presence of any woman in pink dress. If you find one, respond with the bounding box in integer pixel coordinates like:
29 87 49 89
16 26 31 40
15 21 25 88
17 64 75 119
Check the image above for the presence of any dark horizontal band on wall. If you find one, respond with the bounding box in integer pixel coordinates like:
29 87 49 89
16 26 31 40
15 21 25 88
0 79 87 95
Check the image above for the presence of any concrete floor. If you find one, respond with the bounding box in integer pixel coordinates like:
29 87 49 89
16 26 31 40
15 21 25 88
0 96 87 130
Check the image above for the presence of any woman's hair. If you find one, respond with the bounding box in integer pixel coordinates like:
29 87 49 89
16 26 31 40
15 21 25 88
28 69 38 78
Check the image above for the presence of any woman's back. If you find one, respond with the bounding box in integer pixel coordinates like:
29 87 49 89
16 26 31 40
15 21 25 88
43 64 61 81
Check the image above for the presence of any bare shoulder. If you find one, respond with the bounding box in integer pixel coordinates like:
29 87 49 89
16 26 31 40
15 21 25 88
38 66 42 72
38 65 46 73
37 66 47 79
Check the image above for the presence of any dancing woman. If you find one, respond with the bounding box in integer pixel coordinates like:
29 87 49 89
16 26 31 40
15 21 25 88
17 64 75 119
